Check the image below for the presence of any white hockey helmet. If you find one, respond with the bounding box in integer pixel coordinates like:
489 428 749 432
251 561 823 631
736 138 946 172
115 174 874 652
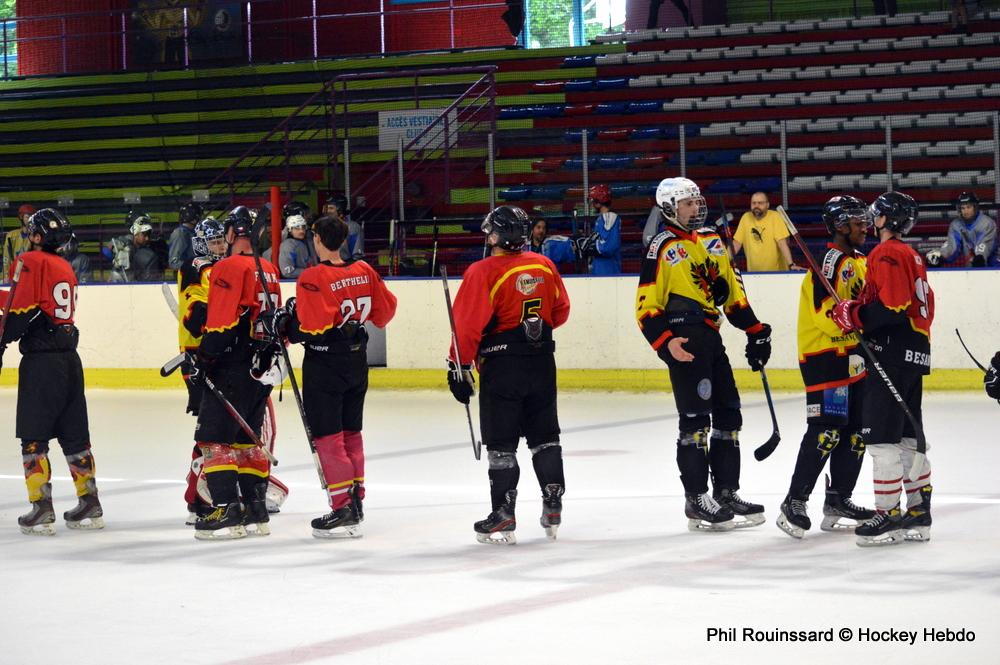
285 214 308 230
655 177 707 229
129 214 153 237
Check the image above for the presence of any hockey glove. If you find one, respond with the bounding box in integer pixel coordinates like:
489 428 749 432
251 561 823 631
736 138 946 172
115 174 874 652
925 250 942 267
985 352 1000 401
0 344 4 373
744 323 772 372
831 299 864 333
972 254 987 268
447 360 475 405
260 297 296 339
184 351 207 387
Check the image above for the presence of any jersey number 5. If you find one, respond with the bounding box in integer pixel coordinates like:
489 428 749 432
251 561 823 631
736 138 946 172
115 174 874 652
521 298 542 321
53 281 77 320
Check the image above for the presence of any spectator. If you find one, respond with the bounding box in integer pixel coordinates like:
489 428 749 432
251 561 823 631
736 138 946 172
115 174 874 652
62 234 92 284
168 202 202 270
732 192 804 272
578 184 621 275
647 0 692 28
925 192 997 267
278 214 317 278
324 195 364 262
105 212 163 282
527 218 577 264
872 0 897 17
951 0 970 34
2 204 35 281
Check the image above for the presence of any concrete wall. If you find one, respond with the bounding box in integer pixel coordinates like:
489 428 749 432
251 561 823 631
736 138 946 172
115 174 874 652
7 270 997 371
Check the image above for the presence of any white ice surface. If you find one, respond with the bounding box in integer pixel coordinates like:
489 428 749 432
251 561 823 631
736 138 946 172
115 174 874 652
1 389 998 665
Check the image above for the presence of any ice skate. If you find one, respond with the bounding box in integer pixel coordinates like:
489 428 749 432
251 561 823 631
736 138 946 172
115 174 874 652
821 483 874 532
351 483 365 523
194 503 247 540
64 493 105 530
900 485 932 543
185 502 212 526
475 490 517 545
540 484 563 541
18 498 56 536
312 507 361 539
241 500 271 537
713 488 765 528
776 496 810 539
685 492 735 532
855 507 904 547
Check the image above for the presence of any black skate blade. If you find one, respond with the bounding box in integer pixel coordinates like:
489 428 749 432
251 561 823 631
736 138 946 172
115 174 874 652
753 433 781 461
776 515 805 539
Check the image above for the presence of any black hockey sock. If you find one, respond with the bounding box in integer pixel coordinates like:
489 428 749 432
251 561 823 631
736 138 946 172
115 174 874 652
787 425 838 499
205 470 239 506
530 442 564 492
708 434 741 491
487 450 520 511
237 473 267 506
676 430 710 494
828 430 865 497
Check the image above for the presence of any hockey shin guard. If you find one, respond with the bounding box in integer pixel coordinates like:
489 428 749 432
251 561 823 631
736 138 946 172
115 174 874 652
315 433 355 510
487 449 520 511
900 437 931 509
21 441 52 502
344 430 365 501
787 425 839 499
65 448 98 497
867 443 904 512
676 428 710 494
199 443 239 505
234 444 270 503
829 430 866 497
708 429 741 492
529 442 564 493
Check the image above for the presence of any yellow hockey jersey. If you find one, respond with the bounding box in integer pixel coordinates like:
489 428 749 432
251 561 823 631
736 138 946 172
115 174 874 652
636 225 763 352
797 244 867 391
177 256 215 351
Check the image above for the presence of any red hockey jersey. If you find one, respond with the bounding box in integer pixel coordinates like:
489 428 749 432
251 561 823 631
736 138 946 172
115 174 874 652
295 260 397 335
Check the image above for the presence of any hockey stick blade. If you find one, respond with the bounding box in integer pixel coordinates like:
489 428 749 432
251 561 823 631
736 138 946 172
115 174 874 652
161 282 179 319
753 367 781 461
160 352 186 377
955 328 988 372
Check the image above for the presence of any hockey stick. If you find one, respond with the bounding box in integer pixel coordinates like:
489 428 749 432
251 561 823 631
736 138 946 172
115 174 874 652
158 352 277 465
439 265 482 461
0 258 24 372
752 367 781 461
955 328 988 372
430 218 439 277
249 229 327 490
777 205 928 477
161 281 179 318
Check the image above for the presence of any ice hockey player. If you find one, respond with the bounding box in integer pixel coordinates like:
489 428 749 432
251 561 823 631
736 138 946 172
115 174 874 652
447 205 570 544
636 178 772 532
924 191 997 268
575 184 621 275
776 196 875 539
1 209 104 535
187 206 282 540
986 353 1000 401
831 191 934 547
264 214 396 539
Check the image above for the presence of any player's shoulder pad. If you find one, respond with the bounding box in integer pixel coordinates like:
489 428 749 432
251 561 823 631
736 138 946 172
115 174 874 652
646 229 678 259
820 246 846 280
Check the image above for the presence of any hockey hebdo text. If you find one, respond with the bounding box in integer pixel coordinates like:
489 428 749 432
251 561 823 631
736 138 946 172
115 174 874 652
705 627 975 645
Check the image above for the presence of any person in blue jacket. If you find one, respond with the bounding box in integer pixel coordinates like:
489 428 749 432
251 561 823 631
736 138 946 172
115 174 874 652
925 191 998 267
527 218 577 265
578 185 621 275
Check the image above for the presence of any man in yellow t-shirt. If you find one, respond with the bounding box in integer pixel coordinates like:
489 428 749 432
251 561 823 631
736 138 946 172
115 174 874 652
732 192 804 272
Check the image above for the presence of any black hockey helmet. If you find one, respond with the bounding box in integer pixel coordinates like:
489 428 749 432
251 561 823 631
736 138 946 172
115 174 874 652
282 200 310 220
956 191 979 216
821 195 868 235
481 205 531 251
223 205 255 238
869 191 918 235
178 201 203 226
325 193 349 216
27 208 73 252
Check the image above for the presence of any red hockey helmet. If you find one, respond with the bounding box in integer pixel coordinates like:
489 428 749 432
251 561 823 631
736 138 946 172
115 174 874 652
589 184 612 207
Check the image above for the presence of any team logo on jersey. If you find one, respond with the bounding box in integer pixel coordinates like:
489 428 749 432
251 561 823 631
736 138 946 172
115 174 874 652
840 262 855 283
704 238 726 256
697 378 712 401
663 243 688 266
214 277 231 289
690 257 722 303
516 273 544 296
849 354 865 377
